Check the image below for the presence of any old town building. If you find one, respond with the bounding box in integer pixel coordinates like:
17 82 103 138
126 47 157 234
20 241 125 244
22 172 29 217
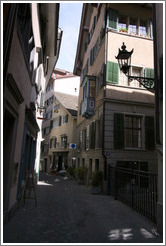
3 3 62 222
74 3 157 222
41 69 79 172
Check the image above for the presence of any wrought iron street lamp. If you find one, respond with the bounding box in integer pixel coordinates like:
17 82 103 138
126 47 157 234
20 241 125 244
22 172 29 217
115 42 155 90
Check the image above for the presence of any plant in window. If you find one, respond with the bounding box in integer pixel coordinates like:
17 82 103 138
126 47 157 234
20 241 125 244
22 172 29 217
146 33 150 38
119 28 128 33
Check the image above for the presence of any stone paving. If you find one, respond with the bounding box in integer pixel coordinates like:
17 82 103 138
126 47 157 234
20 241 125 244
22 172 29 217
3 172 163 244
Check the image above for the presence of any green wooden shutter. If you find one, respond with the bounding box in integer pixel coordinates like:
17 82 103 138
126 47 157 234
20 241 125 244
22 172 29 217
50 139 52 148
90 121 96 149
145 68 154 78
53 138 57 148
58 116 61 126
107 8 118 30
50 120 53 129
106 61 119 84
145 116 155 150
114 113 124 149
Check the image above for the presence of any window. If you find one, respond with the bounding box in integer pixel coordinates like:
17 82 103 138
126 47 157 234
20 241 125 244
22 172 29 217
43 127 50 135
114 113 155 150
119 70 128 86
42 143 49 153
53 137 57 148
63 114 68 124
118 15 127 31
81 76 96 118
53 118 59 128
129 17 137 34
139 20 147 36
50 138 57 148
129 66 144 88
61 136 67 148
47 111 52 120
124 115 142 148
107 9 152 38
107 8 118 30
89 80 95 98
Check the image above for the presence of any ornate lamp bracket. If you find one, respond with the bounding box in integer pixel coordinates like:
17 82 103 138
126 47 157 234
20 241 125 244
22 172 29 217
128 76 155 90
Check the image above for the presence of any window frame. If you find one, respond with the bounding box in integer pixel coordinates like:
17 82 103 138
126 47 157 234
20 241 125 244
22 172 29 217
124 114 143 149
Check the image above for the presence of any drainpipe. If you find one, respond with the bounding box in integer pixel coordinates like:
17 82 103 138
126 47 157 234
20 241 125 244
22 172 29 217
102 4 108 185
153 4 160 145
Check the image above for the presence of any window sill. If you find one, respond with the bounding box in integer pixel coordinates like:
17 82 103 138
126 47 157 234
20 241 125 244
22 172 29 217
108 28 153 40
124 148 147 151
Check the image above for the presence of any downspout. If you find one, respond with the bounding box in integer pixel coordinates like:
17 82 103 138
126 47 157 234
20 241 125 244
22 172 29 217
152 4 160 145
102 4 108 183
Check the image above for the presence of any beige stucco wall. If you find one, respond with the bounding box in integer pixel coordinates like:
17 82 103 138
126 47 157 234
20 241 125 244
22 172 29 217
49 103 77 166
7 23 33 209
107 30 154 68
6 4 45 210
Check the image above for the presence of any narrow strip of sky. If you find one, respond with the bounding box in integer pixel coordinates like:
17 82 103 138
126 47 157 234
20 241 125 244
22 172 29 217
56 3 83 73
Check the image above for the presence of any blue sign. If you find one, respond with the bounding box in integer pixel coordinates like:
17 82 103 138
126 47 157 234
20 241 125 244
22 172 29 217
69 143 76 149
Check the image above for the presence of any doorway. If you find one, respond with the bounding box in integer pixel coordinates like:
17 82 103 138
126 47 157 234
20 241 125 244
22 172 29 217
58 156 63 171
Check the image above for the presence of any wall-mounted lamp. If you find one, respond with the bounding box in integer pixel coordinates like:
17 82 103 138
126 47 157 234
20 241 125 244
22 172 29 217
115 42 155 90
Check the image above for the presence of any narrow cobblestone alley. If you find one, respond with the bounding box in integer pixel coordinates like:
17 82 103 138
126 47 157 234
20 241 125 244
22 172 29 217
3 172 163 244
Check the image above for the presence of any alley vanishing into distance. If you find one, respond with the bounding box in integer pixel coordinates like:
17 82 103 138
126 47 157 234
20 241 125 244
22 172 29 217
3 172 162 244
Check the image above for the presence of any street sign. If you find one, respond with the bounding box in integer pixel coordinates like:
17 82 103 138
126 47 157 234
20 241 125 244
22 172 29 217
69 143 76 149
105 152 111 158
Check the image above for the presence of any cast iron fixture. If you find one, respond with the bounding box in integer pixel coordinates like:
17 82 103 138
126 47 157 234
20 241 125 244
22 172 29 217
115 42 155 90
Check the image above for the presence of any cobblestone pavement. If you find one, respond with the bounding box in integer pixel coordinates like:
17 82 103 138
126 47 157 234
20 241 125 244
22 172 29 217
3 172 163 244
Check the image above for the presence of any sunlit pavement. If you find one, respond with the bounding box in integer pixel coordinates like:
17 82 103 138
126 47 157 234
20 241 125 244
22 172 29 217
3 172 163 244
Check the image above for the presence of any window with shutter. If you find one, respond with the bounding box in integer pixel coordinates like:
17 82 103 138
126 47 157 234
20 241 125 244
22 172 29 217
114 113 124 149
106 61 119 84
145 116 155 150
107 8 118 30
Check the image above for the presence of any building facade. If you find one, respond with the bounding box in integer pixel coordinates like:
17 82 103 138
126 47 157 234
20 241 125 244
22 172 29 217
3 3 62 222
74 3 157 218
41 70 79 172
